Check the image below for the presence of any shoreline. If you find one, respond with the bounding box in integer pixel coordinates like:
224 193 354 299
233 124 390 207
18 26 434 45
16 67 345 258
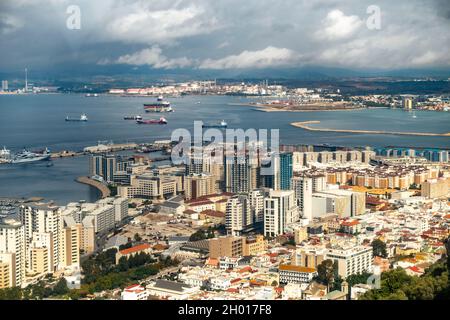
228 102 366 112
75 176 111 198
291 121 450 137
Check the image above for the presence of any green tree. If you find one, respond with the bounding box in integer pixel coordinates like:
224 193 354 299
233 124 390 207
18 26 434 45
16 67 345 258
371 239 388 258
52 278 69 296
317 259 336 290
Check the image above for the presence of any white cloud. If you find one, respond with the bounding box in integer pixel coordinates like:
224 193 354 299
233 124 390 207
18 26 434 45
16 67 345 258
411 51 442 66
105 4 219 44
112 47 194 68
217 41 230 49
315 9 363 40
0 14 24 35
199 46 301 69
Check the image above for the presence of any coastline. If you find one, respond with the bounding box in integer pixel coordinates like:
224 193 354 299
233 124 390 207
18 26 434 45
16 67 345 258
75 176 111 198
228 102 366 112
291 121 450 137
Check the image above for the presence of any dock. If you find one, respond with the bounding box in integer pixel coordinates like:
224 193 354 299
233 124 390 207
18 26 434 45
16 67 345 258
76 176 111 198
291 121 450 137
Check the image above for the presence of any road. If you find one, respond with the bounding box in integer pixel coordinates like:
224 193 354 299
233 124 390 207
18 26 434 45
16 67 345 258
140 266 180 286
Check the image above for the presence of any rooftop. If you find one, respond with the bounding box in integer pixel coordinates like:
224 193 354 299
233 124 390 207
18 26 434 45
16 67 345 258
279 264 316 273
119 243 152 255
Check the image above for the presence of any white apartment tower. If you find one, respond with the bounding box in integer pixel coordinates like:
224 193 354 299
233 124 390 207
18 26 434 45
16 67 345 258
0 219 25 288
291 176 313 220
264 190 299 237
225 195 252 236
19 204 62 272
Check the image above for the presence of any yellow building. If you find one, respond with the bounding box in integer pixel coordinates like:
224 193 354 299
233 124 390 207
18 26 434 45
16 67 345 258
60 225 80 268
0 253 15 289
184 173 216 201
421 178 449 199
294 226 308 244
243 235 267 256
30 247 50 274
209 236 245 259
0 262 10 289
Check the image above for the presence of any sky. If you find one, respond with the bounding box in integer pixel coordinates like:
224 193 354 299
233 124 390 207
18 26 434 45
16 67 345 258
0 0 449 78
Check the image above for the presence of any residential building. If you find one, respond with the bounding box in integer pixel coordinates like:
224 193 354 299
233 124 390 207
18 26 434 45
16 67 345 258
421 178 448 199
326 246 373 278
121 284 150 300
209 236 244 259
264 189 299 237
184 173 216 201
0 219 25 287
278 264 317 284
292 175 313 220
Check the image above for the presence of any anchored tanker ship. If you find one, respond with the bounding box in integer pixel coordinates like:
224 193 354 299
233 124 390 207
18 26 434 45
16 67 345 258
144 99 173 112
66 114 88 121
202 120 228 129
136 117 168 125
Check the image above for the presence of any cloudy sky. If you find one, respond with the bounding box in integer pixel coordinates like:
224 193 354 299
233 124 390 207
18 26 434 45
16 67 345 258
0 0 449 77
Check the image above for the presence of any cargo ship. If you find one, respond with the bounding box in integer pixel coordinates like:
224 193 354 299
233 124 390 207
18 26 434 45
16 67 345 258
10 148 51 164
144 100 173 112
66 114 88 121
124 115 143 120
202 120 228 129
136 117 168 125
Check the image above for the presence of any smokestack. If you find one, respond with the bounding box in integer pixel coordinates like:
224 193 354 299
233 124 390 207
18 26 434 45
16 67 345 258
25 68 28 92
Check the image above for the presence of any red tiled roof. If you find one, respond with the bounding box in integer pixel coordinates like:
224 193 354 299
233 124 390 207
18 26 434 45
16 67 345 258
341 220 360 227
187 200 214 206
408 266 422 273
201 210 226 218
124 284 145 292
238 266 253 273
231 278 242 284
119 243 151 255
153 244 168 251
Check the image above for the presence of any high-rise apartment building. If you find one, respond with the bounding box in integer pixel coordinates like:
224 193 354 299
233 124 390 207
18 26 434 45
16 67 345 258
19 204 62 272
291 175 313 220
0 219 25 288
264 189 299 237
225 195 252 236
184 173 216 200
224 153 259 193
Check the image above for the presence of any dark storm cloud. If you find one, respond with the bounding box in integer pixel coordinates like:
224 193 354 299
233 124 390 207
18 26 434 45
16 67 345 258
0 0 449 74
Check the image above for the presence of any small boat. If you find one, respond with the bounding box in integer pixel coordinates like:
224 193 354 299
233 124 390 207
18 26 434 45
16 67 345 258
66 114 88 122
202 120 228 129
136 117 168 125
157 95 164 101
124 115 143 120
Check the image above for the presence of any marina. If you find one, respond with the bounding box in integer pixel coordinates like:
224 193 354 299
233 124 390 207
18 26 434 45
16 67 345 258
1 94 450 204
